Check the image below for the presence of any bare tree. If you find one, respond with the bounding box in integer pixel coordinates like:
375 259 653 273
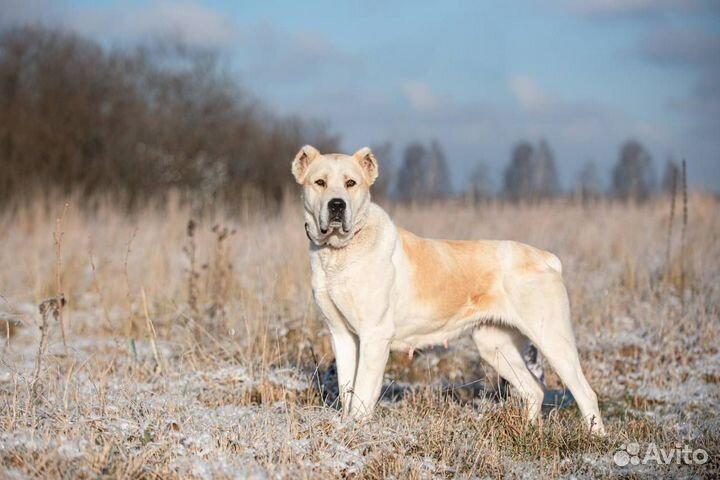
575 161 602 204
534 139 559 197
0 26 339 209
465 161 494 204
427 140 451 198
661 157 680 194
395 140 452 202
368 141 393 200
503 141 536 201
611 140 656 201
503 139 560 202
396 142 427 201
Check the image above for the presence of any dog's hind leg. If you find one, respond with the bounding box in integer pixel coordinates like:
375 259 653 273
506 276 605 435
473 325 545 422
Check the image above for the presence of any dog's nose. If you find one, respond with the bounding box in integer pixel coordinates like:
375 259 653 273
328 198 346 215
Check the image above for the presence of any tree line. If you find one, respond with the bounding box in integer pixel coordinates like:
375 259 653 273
379 138 680 203
0 26 338 209
0 26 680 209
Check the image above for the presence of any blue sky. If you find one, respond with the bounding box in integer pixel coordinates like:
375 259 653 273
2 0 719 191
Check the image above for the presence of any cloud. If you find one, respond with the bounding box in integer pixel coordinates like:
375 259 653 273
560 4 720 185
667 68 720 137
0 0 60 28
401 81 443 112
636 27 720 143
638 28 720 67
0 1 359 86
565 0 720 19
69 1 238 49
237 23 361 86
508 75 553 111
505 79 663 147
0 0 239 49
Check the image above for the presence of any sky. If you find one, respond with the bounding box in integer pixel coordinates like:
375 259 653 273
1 0 719 191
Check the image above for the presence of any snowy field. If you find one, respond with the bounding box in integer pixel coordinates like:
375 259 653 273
1 196 718 478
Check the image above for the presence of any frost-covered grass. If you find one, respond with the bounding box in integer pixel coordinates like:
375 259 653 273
1 195 718 478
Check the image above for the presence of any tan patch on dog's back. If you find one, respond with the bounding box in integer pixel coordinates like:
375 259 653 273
508 241 563 275
398 228 505 323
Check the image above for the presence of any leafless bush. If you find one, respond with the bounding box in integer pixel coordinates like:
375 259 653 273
0 26 338 210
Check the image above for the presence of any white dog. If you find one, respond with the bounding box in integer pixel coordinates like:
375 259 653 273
292 145 605 435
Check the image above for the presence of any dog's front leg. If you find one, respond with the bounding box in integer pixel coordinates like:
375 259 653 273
349 331 390 419
314 286 359 416
328 325 359 416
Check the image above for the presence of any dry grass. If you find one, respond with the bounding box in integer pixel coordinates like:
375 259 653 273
1 194 718 479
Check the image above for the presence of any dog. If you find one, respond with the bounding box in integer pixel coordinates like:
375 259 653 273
292 145 605 435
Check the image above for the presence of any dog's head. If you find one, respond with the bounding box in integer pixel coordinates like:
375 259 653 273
292 145 378 248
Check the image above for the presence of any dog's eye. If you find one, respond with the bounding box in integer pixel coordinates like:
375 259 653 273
345 179 356 188
315 179 326 188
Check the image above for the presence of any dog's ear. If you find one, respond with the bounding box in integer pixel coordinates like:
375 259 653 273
291 145 321 184
353 147 378 185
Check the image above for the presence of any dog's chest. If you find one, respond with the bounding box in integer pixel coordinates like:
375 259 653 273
320 258 365 309
311 245 392 331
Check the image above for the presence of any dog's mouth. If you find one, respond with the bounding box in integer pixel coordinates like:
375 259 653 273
319 209 355 234
320 220 348 235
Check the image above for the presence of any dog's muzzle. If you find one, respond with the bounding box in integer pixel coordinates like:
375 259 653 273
323 198 346 233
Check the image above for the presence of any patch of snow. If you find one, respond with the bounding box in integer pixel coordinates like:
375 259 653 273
318 438 365 474
58 439 89 459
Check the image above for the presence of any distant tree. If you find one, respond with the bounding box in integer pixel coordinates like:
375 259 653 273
661 157 680 194
426 140 451 198
396 142 427 201
395 140 451 201
611 140 656 201
504 141 536 201
369 141 393 199
534 139 560 196
465 161 494 204
575 161 602 203
503 139 560 201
